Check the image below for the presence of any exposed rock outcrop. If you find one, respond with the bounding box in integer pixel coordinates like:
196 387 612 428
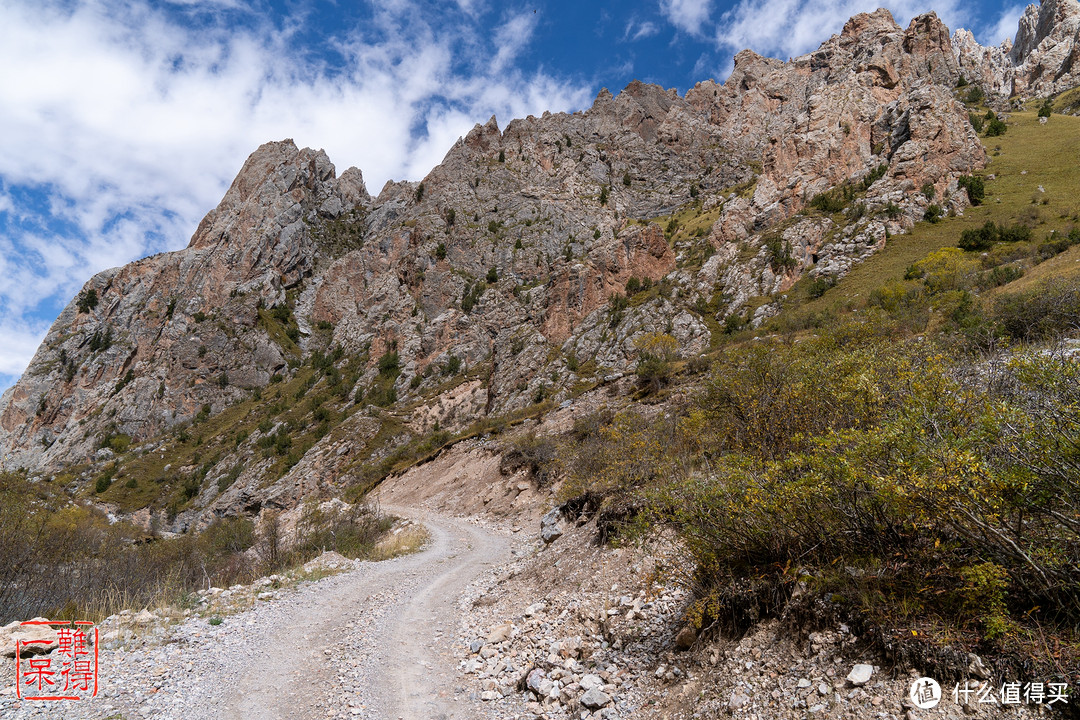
954 0 1080 98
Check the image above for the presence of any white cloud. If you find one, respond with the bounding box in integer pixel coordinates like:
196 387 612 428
0 317 50 378
625 20 661 41
982 4 1024 46
660 0 713 35
715 0 967 62
0 0 593 385
493 11 539 74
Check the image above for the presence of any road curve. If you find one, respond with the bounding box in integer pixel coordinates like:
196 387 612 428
224 507 511 720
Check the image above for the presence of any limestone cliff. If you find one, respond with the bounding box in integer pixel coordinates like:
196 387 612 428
954 0 1080 98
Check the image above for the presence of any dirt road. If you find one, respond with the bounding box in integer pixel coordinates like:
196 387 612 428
222 507 512 720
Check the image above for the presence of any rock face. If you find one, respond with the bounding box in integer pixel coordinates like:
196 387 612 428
0 9 992 529
954 0 1080 98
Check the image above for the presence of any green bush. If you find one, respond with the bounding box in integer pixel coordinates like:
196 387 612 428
958 175 985 205
976 264 1023 289
76 288 99 313
444 354 462 375
88 327 113 352
377 351 399 376
607 293 628 327
808 190 846 213
560 325 1080 651
764 235 796 270
634 332 678 393
994 278 1080 341
959 221 997 251
985 117 1007 136
805 275 835 299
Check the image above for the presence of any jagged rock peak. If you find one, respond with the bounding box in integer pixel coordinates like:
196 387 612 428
840 7 900 38
1012 0 1080 63
189 140 365 251
954 0 1080 97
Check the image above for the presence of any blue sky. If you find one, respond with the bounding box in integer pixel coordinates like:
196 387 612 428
0 0 1028 394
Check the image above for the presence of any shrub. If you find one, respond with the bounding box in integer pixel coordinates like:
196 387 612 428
923 204 943 223
808 190 846 213
622 172 631 187
486 267 498 284
435 242 446 260
76 288 99 313
502 432 558 487
444 354 462 375
959 221 997 251
977 264 1024 289
957 175 985 205
94 474 112 494
994 278 1080 341
461 282 485 313
997 223 1031 243
625 276 642 295
88 327 113 352
498 150 505 163
599 185 609 206
608 293 628 327
964 85 984 104
367 385 397 407
985 117 1007 136
764 235 797 271
968 112 984 133
1038 100 1052 118
114 369 135 395
805 275 835 299
634 332 678 393
859 163 888 190
414 182 424 202
723 313 747 334
377 351 400 376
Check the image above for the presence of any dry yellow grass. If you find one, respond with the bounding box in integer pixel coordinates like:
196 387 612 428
368 526 430 561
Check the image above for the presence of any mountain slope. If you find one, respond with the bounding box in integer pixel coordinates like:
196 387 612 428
0 11 985 502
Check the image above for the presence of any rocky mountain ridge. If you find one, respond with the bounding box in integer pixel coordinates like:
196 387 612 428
3 4 1073 531
954 0 1080 98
